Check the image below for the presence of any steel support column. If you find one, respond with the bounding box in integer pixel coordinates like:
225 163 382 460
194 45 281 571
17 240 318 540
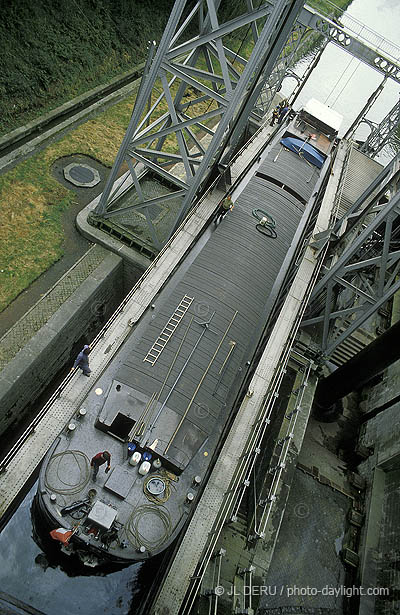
361 99 400 158
302 156 400 358
92 0 400 254
92 0 305 252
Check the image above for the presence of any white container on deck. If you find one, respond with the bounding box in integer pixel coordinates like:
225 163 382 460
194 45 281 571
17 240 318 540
129 452 142 466
138 461 151 475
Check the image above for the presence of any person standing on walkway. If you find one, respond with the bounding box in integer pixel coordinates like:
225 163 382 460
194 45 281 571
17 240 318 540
91 451 111 481
278 102 290 124
215 195 234 224
71 344 91 377
270 104 280 126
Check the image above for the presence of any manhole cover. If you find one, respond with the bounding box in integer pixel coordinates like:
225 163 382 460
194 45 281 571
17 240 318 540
64 163 101 188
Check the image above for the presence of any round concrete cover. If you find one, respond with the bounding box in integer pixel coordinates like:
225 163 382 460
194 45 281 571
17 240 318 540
64 163 101 187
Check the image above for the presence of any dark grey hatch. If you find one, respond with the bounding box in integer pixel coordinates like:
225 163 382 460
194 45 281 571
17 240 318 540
96 135 324 474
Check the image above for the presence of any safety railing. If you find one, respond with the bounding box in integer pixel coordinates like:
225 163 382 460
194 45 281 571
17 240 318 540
310 0 400 63
250 358 312 541
178 236 329 615
0 115 276 476
340 13 400 62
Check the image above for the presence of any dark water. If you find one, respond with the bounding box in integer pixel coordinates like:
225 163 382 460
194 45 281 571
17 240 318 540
0 483 161 615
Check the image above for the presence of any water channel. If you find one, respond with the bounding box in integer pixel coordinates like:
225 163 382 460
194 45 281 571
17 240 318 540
0 1 399 613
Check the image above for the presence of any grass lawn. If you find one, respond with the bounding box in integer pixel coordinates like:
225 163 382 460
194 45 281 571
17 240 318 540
0 76 217 313
0 0 352 315
0 90 140 313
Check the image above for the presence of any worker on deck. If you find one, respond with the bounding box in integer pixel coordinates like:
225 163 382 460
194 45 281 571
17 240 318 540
215 195 234 224
270 104 280 126
91 451 111 481
278 101 290 124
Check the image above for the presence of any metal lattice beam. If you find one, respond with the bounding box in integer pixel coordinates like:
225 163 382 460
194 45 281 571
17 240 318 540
361 99 400 158
92 0 400 255
255 21 325 115
302 154 400 357
92 0 305 252
298 6 400 85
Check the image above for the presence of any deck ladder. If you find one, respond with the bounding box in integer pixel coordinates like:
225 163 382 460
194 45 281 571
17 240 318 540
143 295 194 366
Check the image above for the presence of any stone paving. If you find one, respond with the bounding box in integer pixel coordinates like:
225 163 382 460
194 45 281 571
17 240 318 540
0 244 108 370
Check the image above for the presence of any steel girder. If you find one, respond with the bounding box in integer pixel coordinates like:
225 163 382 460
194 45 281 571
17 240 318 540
361 99 400 158
254 20 324 116
93 0 305 250
302 154 400 358
343 77 387 141
259 4 400 131
298 6 400 85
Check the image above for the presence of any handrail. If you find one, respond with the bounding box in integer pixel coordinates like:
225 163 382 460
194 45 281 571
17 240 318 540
0 116 275 475
252 360 313 538
178 240 329 615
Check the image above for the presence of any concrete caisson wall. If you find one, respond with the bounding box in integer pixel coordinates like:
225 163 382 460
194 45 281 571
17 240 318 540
122 259 149 294
0 253 124 437
356 363 400 612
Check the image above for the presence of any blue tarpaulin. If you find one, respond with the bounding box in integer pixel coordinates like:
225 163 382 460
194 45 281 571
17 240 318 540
280 137 326 168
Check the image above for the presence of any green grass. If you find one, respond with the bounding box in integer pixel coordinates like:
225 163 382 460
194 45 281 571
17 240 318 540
0 91 142 312
0 0 353 314
0 78 204 312
0 0 175 136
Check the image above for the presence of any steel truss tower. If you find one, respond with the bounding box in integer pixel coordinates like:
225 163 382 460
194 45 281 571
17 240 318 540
361 99 400 158
92 0 305 252
302 154 400 359
92 0 400 255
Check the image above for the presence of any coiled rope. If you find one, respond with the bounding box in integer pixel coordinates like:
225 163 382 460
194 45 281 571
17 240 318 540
143 469 178 505
44 450 91 495
124 504 172 551
252 208 277 239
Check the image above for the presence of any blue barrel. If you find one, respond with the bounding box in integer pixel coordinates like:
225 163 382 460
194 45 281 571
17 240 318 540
127 443 136 457
143 451 152 461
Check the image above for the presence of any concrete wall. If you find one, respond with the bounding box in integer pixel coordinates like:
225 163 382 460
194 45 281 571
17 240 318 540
356 362 400 612
123 259 148 294
359 356 400 413
0 253 124 436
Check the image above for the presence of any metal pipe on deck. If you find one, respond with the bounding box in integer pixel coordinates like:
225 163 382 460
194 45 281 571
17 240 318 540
313 319 400 419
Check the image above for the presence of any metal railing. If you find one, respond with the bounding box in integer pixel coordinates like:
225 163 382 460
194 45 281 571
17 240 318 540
250 358 313 540
0 115 276 476
178 238 329 614
311 0 400 62
340 13 400 62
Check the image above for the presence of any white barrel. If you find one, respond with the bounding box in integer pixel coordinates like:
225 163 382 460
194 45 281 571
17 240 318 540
138 461 151 476
129 452 142 466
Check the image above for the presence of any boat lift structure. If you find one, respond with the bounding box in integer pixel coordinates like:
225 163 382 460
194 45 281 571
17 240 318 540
89 0 400 256
1 2 400 614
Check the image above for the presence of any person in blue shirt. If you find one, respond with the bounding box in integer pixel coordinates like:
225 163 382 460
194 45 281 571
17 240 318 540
71 344 91 376
278 102 290 124
270 104 280 126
